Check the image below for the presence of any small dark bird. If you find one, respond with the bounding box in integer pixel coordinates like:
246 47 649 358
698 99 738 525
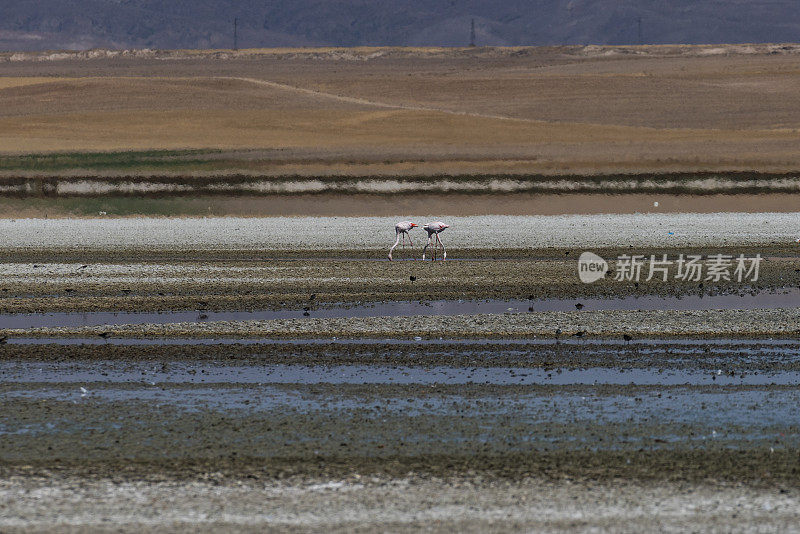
303 311 310 317
575 303 584 310
528 306 534 312
309 294 316 300
78 265 88 270
0 335 7 344
565 251 570 256
303 306 310 312
410 276 416 282
555 328 562 338
623 334 633 343
572 330 585 338
198 313 208 320
528 295 535 300
98 332 111 339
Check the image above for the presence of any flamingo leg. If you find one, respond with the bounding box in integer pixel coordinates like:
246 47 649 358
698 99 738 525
388 231 400 261
422 233 432 261
437 233 446 261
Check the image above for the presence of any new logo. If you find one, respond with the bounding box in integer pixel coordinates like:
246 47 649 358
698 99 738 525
578 251 608 284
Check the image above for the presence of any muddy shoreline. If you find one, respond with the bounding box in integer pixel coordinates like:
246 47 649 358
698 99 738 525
0 244 797 314
2 374 799 482
3 336 798 480
1 339 798 370
2 449 799 483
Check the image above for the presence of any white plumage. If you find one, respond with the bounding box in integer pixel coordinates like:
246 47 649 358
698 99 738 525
388 221 418 260
422 221 450 261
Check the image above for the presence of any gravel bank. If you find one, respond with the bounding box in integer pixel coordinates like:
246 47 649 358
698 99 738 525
6 308 800 339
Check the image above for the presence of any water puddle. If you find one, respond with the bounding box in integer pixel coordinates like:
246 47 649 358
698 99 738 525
2 289 800 329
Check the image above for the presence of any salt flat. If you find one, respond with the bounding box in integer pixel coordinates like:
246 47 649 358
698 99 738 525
1 476 798 533
0 212 797 251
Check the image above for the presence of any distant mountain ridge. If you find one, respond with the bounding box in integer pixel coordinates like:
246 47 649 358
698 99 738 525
2 0 800 51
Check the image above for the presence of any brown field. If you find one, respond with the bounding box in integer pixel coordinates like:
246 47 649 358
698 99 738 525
2 45 800 174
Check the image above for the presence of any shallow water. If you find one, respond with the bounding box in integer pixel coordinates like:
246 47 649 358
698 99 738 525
7 336 800 346
1 361 797 386
3 381 799 448
2 289 800 329
3 342 800 451
3 386 798 428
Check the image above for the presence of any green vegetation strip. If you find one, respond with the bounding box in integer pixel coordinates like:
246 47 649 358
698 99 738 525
0 150 222 172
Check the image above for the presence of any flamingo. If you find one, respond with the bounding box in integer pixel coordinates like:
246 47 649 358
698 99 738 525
389 221 418 260
422 221 450 261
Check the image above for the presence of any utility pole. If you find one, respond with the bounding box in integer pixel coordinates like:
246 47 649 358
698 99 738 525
234 17 239 51
637 16 642 45
469 18 476 47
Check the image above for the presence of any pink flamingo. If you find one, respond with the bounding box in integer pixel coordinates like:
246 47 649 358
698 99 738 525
389 221 418 260
422 221 449 261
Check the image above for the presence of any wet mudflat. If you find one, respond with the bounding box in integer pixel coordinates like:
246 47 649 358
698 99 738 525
2 215 800 530
5 354 800 386
3 288 800 329
1 244 798 315
2 339 799 470
5 337 800 532
2 380 798 461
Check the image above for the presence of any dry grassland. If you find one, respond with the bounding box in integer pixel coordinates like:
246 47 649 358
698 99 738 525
1 45 800 174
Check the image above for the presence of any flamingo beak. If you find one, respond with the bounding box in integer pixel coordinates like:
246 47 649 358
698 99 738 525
411 223 418 228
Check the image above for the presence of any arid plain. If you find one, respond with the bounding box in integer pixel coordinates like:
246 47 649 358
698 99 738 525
3 45 800 532
2 44 800 174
